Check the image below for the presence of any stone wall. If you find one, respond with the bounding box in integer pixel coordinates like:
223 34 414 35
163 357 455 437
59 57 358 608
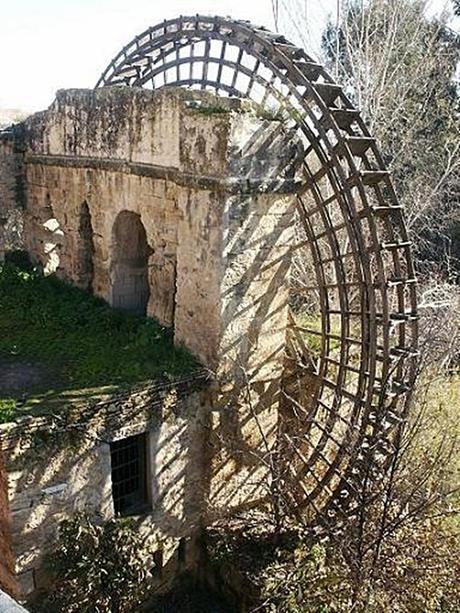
0 451 18 598
18 87 299 369
0 374 209 598
0 133 24 260
0 87 302 601
20 88 190 326
23 162 179 324
1 369 305 601
1 378 298 601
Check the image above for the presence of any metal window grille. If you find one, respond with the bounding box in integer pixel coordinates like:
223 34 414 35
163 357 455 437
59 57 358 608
110 433 148 516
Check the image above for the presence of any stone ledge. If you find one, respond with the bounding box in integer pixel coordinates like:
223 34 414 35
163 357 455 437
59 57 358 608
24 153 303 194
0 368 212 449
0 589 28 612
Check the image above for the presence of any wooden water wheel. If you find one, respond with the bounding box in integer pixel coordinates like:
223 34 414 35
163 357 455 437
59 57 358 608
97 15 418 527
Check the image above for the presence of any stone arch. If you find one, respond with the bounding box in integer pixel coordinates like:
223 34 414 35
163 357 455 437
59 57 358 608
111 210 150 316
75 201 94 291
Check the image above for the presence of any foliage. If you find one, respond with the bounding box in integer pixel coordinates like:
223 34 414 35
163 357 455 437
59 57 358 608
36 514 149 613
207 367 460 612
332 369 460 612
352 370 460 610
209 527 352 612
188 101 230 116
0 263 197 418
320 0 460 277
4 249 34 270
194 105 230 116
295 313 341 357
257 543 348 613
346 367 460 613
417 280 460 370
148 572 234 612
0 397 17 423
398 372 460 526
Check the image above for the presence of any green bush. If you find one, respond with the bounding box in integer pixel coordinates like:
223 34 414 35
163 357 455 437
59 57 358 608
0 398 16 423
256 541 351 613
4 250 34 271
38 514 149 613
208 527 352 612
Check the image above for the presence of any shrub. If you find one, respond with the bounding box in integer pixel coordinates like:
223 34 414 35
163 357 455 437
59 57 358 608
38 514 149 613
4 249 34 271
0 398 16 423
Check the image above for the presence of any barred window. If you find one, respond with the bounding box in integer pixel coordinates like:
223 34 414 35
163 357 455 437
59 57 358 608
110 433 148 516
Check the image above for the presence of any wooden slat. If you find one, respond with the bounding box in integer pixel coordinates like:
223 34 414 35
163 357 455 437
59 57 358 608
314 82 342 105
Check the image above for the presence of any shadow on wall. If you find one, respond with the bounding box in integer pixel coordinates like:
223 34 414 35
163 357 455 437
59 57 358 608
202 199 298 524
4 197 300 600
37 197 95 290
75 202 94 292
4 386 209 597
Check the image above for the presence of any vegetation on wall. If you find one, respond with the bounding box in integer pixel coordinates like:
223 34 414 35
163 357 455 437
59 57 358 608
0 261 197 422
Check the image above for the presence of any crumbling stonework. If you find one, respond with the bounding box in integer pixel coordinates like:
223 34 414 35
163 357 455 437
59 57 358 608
0 451 17 599
0 133 24 261
1 375 209 596
0 86 302 601
18 87 299 365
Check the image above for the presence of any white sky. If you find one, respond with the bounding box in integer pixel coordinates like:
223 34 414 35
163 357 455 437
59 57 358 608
0 0 456 111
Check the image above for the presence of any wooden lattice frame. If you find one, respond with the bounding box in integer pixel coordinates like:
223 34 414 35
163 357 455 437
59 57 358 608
96 15 418 525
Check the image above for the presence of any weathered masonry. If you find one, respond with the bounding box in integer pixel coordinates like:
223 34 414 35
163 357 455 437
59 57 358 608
17 87 299 375
0 86 300 599
0 14 418 605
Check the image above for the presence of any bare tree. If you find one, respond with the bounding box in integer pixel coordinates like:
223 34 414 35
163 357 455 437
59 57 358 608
280 0 460 277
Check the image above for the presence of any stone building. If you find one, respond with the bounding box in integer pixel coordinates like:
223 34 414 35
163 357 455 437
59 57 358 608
0 86 302 601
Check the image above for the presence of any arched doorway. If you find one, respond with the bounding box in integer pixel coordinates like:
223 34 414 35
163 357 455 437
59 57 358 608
111 211 150 316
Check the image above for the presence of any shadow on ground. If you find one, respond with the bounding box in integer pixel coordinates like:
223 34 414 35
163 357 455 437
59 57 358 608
146 575 234 613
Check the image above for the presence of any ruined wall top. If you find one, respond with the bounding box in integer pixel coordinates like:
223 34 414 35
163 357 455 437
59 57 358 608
16 87 302 194
0 86 301 378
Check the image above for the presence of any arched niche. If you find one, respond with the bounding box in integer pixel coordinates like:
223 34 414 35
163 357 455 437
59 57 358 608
110 210 150 316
